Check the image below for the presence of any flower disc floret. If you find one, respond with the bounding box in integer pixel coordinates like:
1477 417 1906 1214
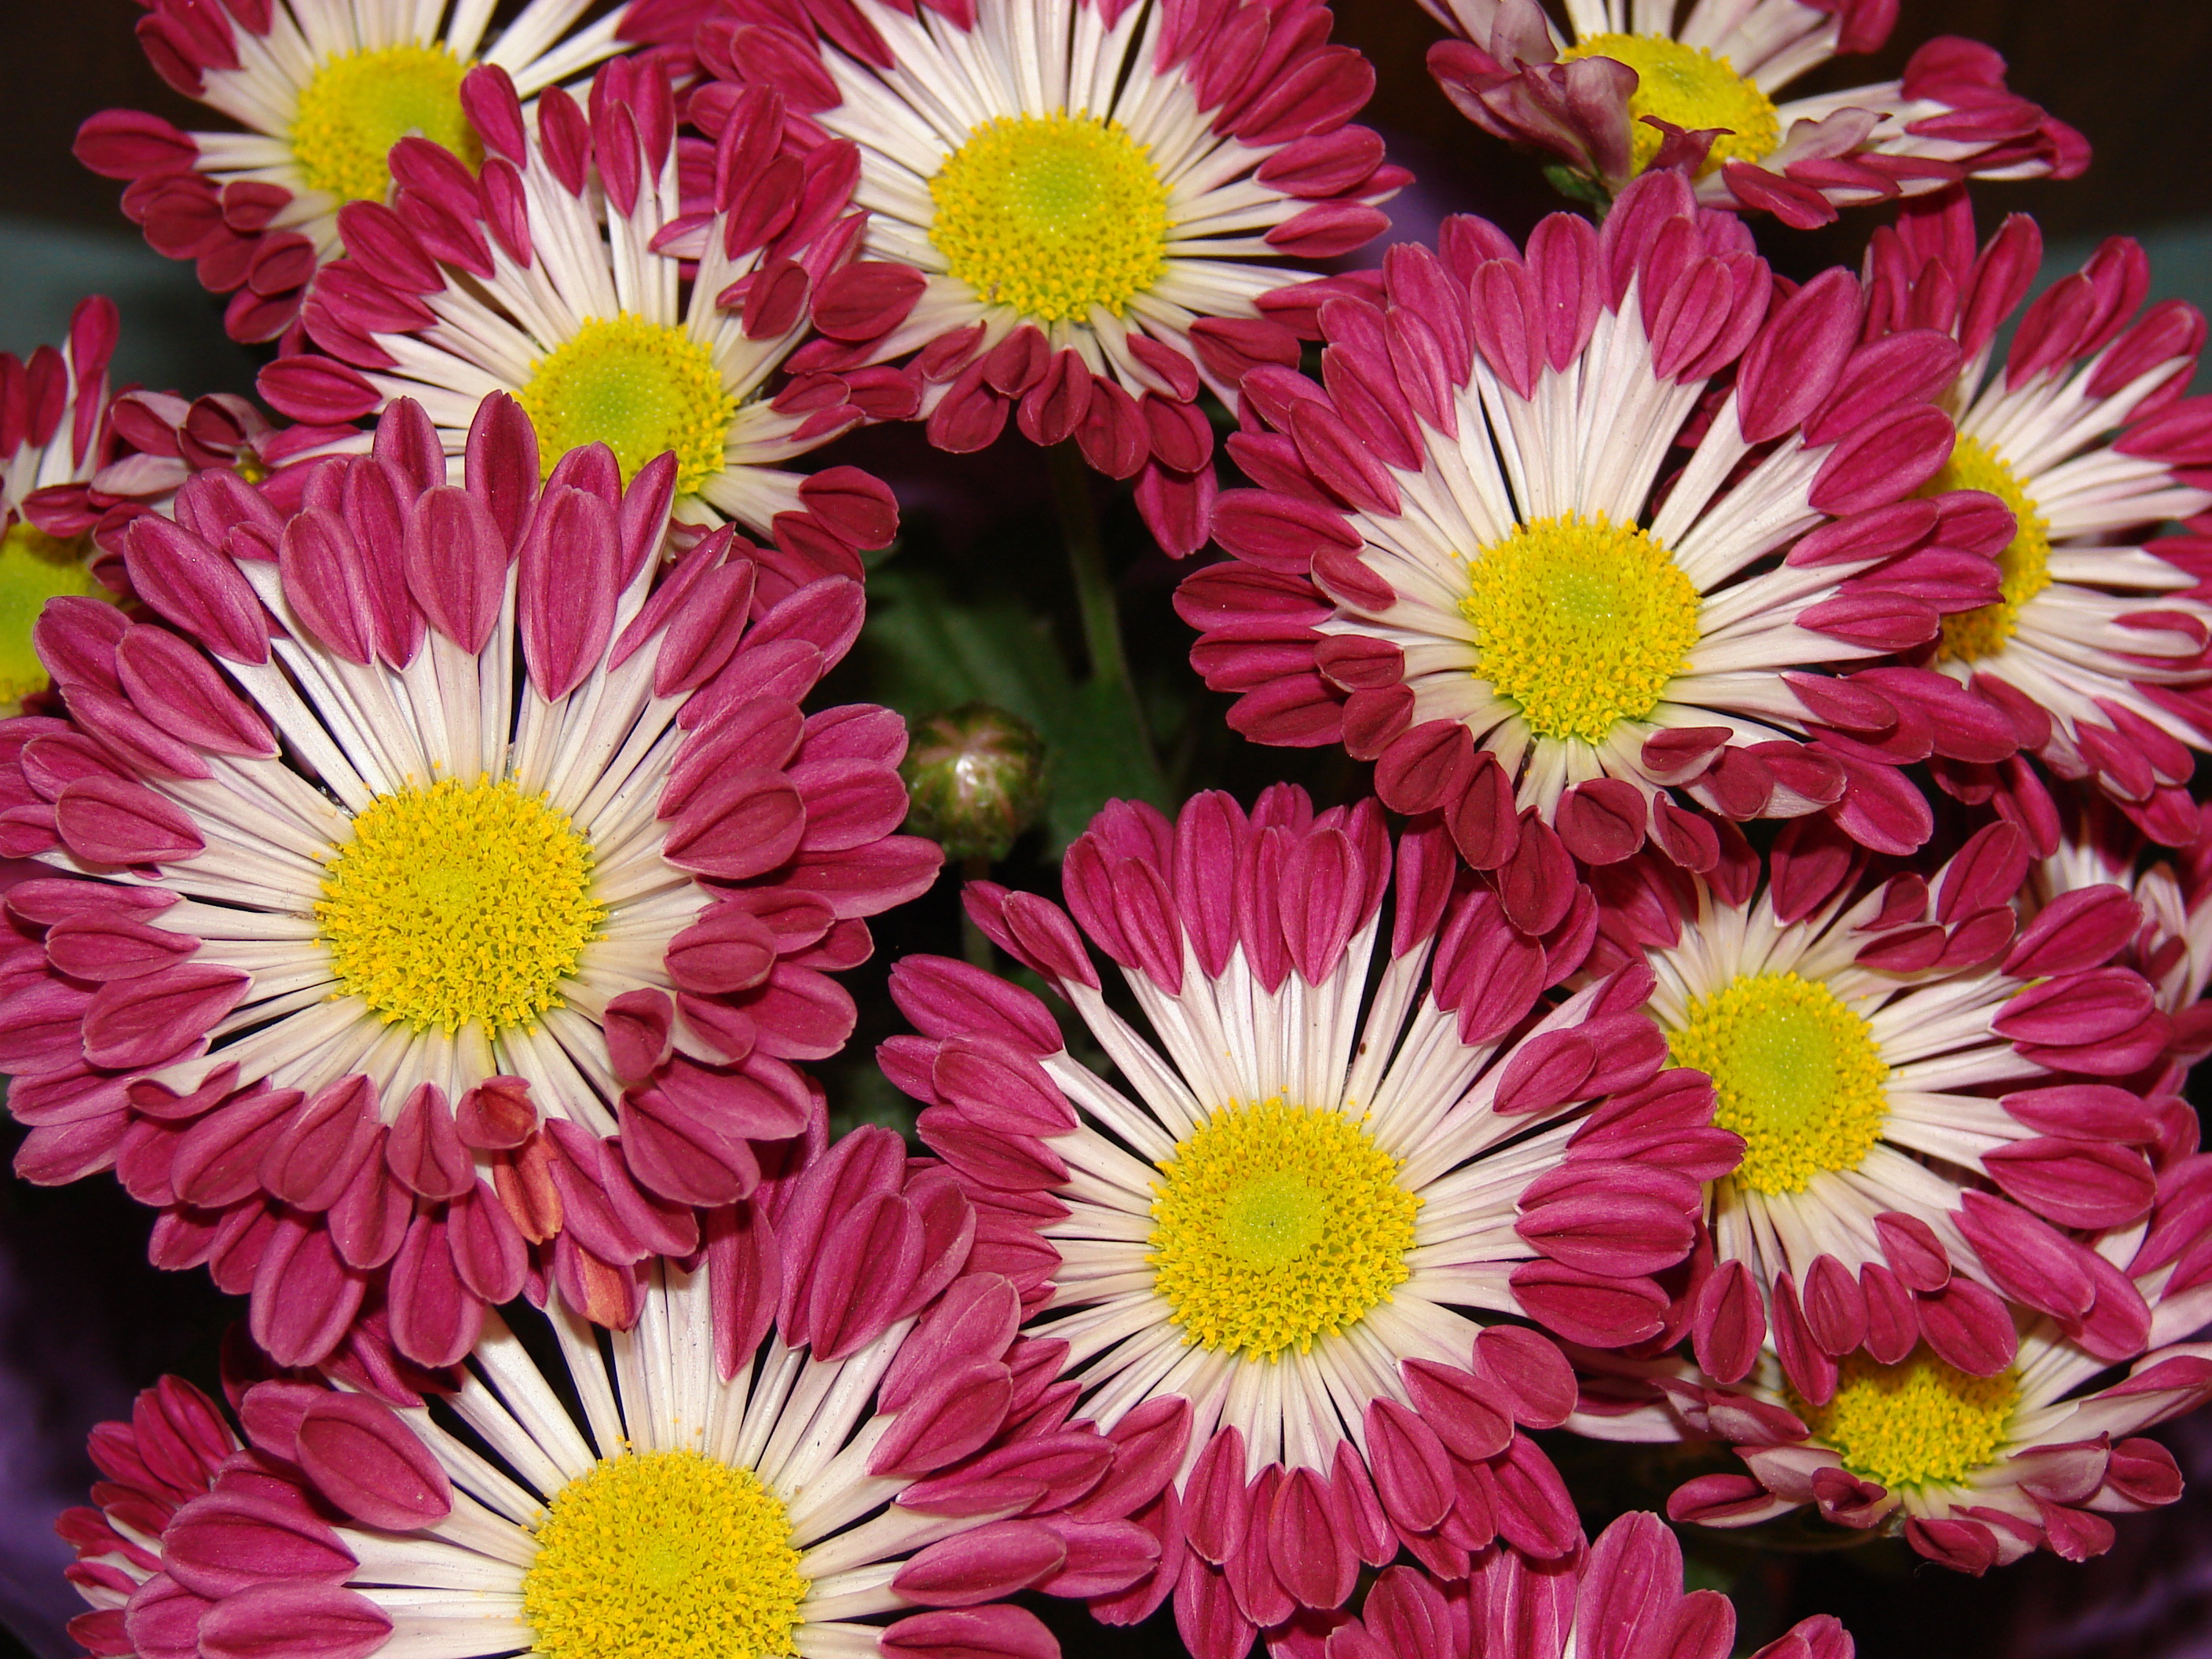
1555 34 1782 176
1148 1099 1419 1360
289 43 478 203
522 1450 806 1659
1668 972 1888 1195
1459 511 1701 744
0 523 106 712
1796 1350 2020 1490
316 775 604 1035
1932 436 2053 663
928 111 1170 323
516 315 738 496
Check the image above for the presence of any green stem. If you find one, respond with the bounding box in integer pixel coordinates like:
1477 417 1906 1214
1050 443 1135 694
1048 441 1165 792
959 854 994 970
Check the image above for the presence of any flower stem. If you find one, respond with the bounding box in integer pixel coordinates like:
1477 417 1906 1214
1049 441 1165 793
960 854 994 969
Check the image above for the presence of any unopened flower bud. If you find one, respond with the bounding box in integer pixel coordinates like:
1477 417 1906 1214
900 702 1048 862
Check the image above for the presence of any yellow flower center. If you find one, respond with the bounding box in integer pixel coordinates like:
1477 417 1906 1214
1559 34 1782 176
516 314 737 496
316 775 604 1035
1668 972 1889 1195
290 43 480 204
1148 1100 1420 1361
1931 436 2052 663
0 523 108 716
928 111 1171 323
1796 1350 2020 1491
1457 511 1701 745
522 1451 806 1659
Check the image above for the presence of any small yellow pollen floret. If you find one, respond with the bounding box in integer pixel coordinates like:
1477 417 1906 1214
1148 1099 1419 1361
1796 1350 2020 1491
1559 34 1782 177
523 1450 806 1659
1669 971 1889 1195
0 522 108 716
316 775 604 1035
1459 511 1701 745
290 43 479 204
1931 435 2053 663
518 313 738 496
928 111 1171 322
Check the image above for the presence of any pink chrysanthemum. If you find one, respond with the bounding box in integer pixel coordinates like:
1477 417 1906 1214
1180 173 2012 884
1858 190 2212 848
257 62 899 602
0 394 939 1372
27 386 350 567
1584 818 2173 1405
1421 0 2086 227
879 786 1739 1657
56 1376 237 1659
1267 1511 1851 1659
72 0 640 343
1663 1162 2212 1573
685 0 1405 557
62 1137 1145 1659
0 296 126 721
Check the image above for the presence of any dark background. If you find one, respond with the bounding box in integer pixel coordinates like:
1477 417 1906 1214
2 2 2210 1657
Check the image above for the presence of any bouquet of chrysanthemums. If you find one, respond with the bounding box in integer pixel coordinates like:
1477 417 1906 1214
8 0 2212 1656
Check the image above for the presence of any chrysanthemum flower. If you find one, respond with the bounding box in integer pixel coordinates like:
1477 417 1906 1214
1420 0 2086 227
256 63 896 601
1584 816 2171 1404
64 1138 1151 1659
1267 1510 1851 1659
0 296 124 722
686 0 1404 556
880 786 1739 1655
71 0 639 342
1181 173 2012 889
1664 1163 2212 1572
1859 189 2212 848
56 1376 236 1659
0 394 938 1371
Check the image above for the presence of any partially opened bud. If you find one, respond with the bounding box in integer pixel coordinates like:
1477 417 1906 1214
901 703 1048 862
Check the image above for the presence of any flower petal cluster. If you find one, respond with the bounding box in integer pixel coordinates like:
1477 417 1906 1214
688 0 1405 556
1588 819 2171 1401
879 786 1738 1653
1859 190 2212 846
64 1137 1144 1659
0 395 938 1371
256 61 895 599
1663 1158 2212 1572
1423 0 2086 225
1182 172 2011 881
1269 1510 1851 1659
74 0 639 342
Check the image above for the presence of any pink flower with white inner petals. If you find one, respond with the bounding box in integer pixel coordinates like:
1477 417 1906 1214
0 394 939 1372
879 786 1739 1658
57 1377 236 1659
1859 189 2212 848
64 1137 1151 1659
257 60 902 605
1421 0 2086 227
1584 817 2172 1407
1265 1511 1851 1659
72 0 642 343
1661 1159 2212 1573
1181 172 2012 885
686 0 1405 557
